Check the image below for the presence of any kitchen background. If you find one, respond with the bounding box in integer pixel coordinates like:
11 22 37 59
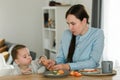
0 0 92 56
0 0 120 68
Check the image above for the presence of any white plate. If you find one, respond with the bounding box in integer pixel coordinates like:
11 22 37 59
80 68 117 76
43 70 69 78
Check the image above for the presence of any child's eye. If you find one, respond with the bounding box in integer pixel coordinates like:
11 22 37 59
24 56 26 58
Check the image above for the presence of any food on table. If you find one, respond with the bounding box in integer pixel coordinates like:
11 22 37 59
58 70 64 74
80 69 97 72
70 71 75 76
70 71 82 77
52 70 64 75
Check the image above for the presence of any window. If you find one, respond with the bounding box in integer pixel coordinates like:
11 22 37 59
92 0 102 28
102 0 120 68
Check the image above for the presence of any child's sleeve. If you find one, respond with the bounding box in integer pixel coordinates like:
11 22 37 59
32 59 46 73
37 66 46 73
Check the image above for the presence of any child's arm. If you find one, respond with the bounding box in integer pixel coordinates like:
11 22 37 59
39 56 57 71
21 68 32 75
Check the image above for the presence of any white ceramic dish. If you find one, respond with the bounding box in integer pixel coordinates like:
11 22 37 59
43 70 69 78
80 68 116 76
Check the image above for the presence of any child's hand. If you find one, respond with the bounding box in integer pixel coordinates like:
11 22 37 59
39 56 48 66
21 68 32 75
39 56 56 71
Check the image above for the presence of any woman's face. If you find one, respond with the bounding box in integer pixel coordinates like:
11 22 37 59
66 14 87 35
15 48 32 66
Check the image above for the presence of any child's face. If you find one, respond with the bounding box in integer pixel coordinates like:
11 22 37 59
15 48 32 66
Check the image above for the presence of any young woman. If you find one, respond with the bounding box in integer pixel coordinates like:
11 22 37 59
46 4 104 71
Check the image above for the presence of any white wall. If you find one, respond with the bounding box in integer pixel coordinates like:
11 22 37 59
55 0 93 25
0 0 92 58
0 0 48 57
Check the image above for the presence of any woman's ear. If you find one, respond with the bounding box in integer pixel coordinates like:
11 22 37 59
82 18 87 23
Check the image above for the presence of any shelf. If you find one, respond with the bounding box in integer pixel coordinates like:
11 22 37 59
44 48 57 53
50 47 57 52
43 28 56 31
42 6 70 59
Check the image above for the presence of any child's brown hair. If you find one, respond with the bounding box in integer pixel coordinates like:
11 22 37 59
11 44 26 63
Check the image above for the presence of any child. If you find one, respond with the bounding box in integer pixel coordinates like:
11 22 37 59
11 44 48 75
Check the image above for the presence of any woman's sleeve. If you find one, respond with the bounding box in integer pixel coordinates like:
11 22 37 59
55 40 66 64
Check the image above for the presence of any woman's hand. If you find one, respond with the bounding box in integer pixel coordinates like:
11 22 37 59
52 64 70 70
46 59 56 70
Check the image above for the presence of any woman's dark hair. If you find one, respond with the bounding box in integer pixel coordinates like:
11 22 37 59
65 4 89 24
11 44 26 62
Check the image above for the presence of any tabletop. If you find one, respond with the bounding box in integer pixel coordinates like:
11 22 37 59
0 73 120 80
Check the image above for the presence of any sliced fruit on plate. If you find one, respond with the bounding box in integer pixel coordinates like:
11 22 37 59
70 71 75 76
58 70 64 74
81 69 97 72
52 70 64 75
43 70 69 78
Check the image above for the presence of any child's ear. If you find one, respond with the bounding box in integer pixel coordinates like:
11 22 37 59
15 59 19 64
